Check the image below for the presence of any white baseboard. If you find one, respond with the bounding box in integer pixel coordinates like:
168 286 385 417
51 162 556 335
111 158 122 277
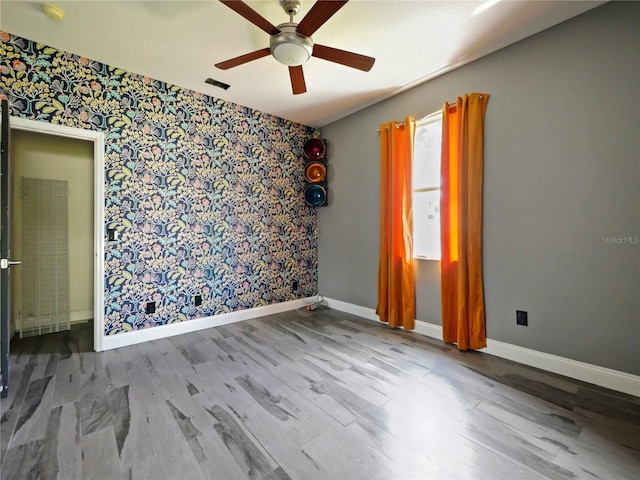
322 297 443 338
70 310 93 324
100 298 314 351
324 297 640 397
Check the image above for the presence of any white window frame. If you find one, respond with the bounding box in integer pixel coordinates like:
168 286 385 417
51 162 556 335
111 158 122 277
413 111 443 261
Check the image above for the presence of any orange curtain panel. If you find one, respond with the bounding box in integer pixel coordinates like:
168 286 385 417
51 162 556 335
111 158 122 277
441 94 489 350
376 118 416 330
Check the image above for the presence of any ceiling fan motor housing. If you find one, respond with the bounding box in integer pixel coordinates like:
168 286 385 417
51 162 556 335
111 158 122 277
270 23 314 66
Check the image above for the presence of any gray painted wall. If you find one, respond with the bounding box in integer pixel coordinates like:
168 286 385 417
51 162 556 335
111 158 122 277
318 2 640 375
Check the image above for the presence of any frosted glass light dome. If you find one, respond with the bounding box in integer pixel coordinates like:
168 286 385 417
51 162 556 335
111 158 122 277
272 42 310 66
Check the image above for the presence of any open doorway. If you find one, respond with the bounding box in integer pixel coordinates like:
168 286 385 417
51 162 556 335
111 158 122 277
11 130 94 339
9 118 105 351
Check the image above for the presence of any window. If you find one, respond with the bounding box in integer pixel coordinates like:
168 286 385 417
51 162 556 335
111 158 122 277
413 111 442 260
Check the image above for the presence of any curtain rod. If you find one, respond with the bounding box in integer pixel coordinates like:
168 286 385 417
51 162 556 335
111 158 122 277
376 122 404 133
375 94 485 133
375 102 455 133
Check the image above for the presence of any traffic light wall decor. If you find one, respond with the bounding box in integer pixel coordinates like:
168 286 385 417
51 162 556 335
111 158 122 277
303 136 328 207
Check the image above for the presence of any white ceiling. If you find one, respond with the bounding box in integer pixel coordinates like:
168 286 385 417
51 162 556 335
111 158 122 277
1 0 604 127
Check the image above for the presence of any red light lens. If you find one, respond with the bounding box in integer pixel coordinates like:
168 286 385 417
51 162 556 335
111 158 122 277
303 138 326 160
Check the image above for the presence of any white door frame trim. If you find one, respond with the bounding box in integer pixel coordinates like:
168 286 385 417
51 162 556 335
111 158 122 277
10 117 105 351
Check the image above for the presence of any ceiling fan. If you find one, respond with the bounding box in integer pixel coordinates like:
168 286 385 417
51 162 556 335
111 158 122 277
215 0 375 95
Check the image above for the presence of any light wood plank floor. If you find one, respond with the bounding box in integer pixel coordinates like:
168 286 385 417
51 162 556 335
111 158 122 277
1 308 639 479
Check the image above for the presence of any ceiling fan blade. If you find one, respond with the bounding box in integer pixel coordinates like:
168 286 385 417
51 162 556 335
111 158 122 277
289 66 307 95
312 44 375 72
219 0 280 35
215 48 271 70
296 0 349 37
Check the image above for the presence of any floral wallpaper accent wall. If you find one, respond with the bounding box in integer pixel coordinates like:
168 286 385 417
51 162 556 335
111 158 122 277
0 33 318 336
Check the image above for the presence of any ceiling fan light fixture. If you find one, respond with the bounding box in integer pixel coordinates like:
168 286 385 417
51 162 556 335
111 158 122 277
270 23 313 66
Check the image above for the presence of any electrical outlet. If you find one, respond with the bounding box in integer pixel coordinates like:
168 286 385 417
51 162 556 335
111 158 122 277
194 294 202 306
146 302 156 314
516 310 528 326
292 280 299 292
